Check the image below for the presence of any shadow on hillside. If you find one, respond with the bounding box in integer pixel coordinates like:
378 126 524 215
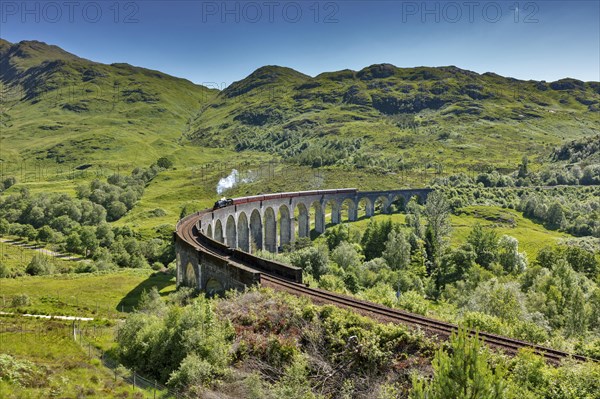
116 271 175 313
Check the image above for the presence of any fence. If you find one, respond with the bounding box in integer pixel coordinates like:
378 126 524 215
0 316 186 398
74 322 186 399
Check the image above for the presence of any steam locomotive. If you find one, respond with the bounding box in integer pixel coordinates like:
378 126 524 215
213 197 234 210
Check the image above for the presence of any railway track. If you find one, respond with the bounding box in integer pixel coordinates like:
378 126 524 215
177 210 593 364
260 274 590 364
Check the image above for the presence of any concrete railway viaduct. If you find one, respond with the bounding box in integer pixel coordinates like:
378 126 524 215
175 188 431 293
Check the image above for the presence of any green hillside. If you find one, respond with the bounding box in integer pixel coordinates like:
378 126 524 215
187 64 599 174
2 39 599 191
0 39 217 167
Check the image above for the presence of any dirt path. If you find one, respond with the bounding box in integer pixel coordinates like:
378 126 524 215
0 311 94 321
0 237 84 262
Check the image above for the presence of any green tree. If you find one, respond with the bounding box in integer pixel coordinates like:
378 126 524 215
65 233 83 255
546 202 566 230
290 245 329 280
497 235 528 274
107 201 128 221
119 189 139 210
466 279 528 323
466 223 498 268
0 219 9 235
437 244 477 289
324 223 350 251
563 246 599 280
331 241 362 269
361 219 394 261
50 215 79 235
382 229 411 270
26 206 46 228
343 272 360 294
80 226 99 257
95 223 115 247
137 287 167 316
518 155 529 178
424 191 451 266
406 198 424 239
36 226 55 243
410 328 507 399
565 286 587 337
22 224 37 242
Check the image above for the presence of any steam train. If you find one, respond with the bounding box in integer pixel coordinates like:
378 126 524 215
213 198 234 210
212 189 357 211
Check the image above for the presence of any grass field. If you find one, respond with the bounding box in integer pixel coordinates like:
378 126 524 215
318 205 569 260
449 206 570 259
0 269 176 318
0 240 77 275
0 316 162 398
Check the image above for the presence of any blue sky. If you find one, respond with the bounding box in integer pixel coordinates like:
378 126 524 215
2 1 599 85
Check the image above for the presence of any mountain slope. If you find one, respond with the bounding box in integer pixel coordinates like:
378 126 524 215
1 39 598 186
186 64 599 172
0 39 217 165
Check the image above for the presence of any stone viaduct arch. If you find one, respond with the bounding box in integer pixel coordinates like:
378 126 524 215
237 212 249 252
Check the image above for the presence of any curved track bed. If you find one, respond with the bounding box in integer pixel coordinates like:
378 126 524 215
260 275 589 364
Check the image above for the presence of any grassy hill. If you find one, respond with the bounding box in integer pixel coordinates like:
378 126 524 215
3 40 598 180
0 39 217 168
186 64 599 175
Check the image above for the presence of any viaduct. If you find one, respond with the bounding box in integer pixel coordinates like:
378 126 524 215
173 187 590 363
175 188 432 294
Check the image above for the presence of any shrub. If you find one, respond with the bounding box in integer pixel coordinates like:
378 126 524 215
151 261 164 271
410 328 507 399
0 354 47 388
397 291 428 315
149 208 167 217
156 157 174 169
462 311 507 335
2 176 17 190
74 262 97 274
272 354 317 399
25 254 55 276
11 294 31 307
0 262 12 278
318 274 347 293
117 297 233 383
167 354 214 391
290 245 329 280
